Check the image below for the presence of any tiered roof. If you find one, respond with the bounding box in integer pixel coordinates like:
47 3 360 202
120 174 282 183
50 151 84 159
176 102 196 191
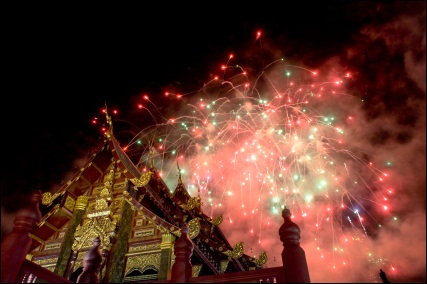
29 109 267 277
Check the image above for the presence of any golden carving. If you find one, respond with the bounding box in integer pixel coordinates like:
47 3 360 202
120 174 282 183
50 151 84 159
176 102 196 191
72 216 116 251
210 214 223 226
45 243 61 250
93 186 104 195
187 218 201 239
180 197 201 211
134 228 154 237
95 199 109 210
125 253 161 275
130 171 152 187
114 182 126 189
171 250 176 267
41 192 61 206
100 188 111 199
33 257 58 265
64 196 76 212
104 169 115 182
86 197 111 218
253 251 268 267
220 260 229 273
150 148 155 169
128 244 161 252
161 233 174 245
223 242 244 259
172 229 181 238
193 265 202 277
75 196 89 211
160 233 175 250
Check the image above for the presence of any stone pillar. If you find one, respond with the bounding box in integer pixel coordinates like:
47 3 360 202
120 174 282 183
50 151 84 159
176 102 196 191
159 233 175 280
54 195 88 277
76 236 102 283
1 190 42 283
170 223 194 283
279 207 310 283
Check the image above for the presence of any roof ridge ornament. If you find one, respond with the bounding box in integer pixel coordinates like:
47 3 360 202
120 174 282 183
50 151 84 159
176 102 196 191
253 251 268 267
197 186 203 207
177 160 183 185
150 146 155 170
223 241 244 259
104 102 113 136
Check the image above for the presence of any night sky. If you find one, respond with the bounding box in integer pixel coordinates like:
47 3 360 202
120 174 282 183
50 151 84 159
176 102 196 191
2 2 425 283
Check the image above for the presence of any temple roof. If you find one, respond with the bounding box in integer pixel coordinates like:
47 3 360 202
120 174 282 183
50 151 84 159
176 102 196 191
30 112 267 274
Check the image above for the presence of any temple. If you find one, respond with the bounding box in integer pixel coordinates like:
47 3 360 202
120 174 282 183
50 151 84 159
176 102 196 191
23 109 268 282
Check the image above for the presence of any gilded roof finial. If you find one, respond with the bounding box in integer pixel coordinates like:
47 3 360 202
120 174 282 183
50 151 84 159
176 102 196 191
149 147 155 170
197 186 203 207
104 102 113 134
177 160 183 185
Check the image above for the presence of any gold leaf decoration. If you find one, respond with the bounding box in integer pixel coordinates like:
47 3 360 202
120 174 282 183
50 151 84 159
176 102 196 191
180 197 201 211
192 265 202 277
223 242 244 259
125 253 161 276
253 251 268 267
64 196 76 212
41 192 61 206
210 214 223 226
130 171 153 187
41 192 52 205
72 217 116 251
187 218 201 239
220 260 229 273
172 229 181 237
95 199 109 210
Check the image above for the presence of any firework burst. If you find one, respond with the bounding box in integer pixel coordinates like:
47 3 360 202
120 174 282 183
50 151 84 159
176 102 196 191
96 51 396 280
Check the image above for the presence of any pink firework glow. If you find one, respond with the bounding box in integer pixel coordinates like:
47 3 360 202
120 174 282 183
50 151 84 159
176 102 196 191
96 48 409 282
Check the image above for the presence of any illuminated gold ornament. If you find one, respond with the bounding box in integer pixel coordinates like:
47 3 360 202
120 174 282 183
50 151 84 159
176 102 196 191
253 251 268 267
223 242 244 259
187 218 201 239
210 214 223 226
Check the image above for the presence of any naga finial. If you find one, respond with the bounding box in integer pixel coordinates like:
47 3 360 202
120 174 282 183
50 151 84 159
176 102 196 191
177 160 183 185
104 102 113 134
149 147 155 170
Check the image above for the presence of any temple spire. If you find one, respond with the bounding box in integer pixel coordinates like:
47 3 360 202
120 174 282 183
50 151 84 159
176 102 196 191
177 160 183 185
197 186 203 207
104 102 113 135
150 147 155 170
